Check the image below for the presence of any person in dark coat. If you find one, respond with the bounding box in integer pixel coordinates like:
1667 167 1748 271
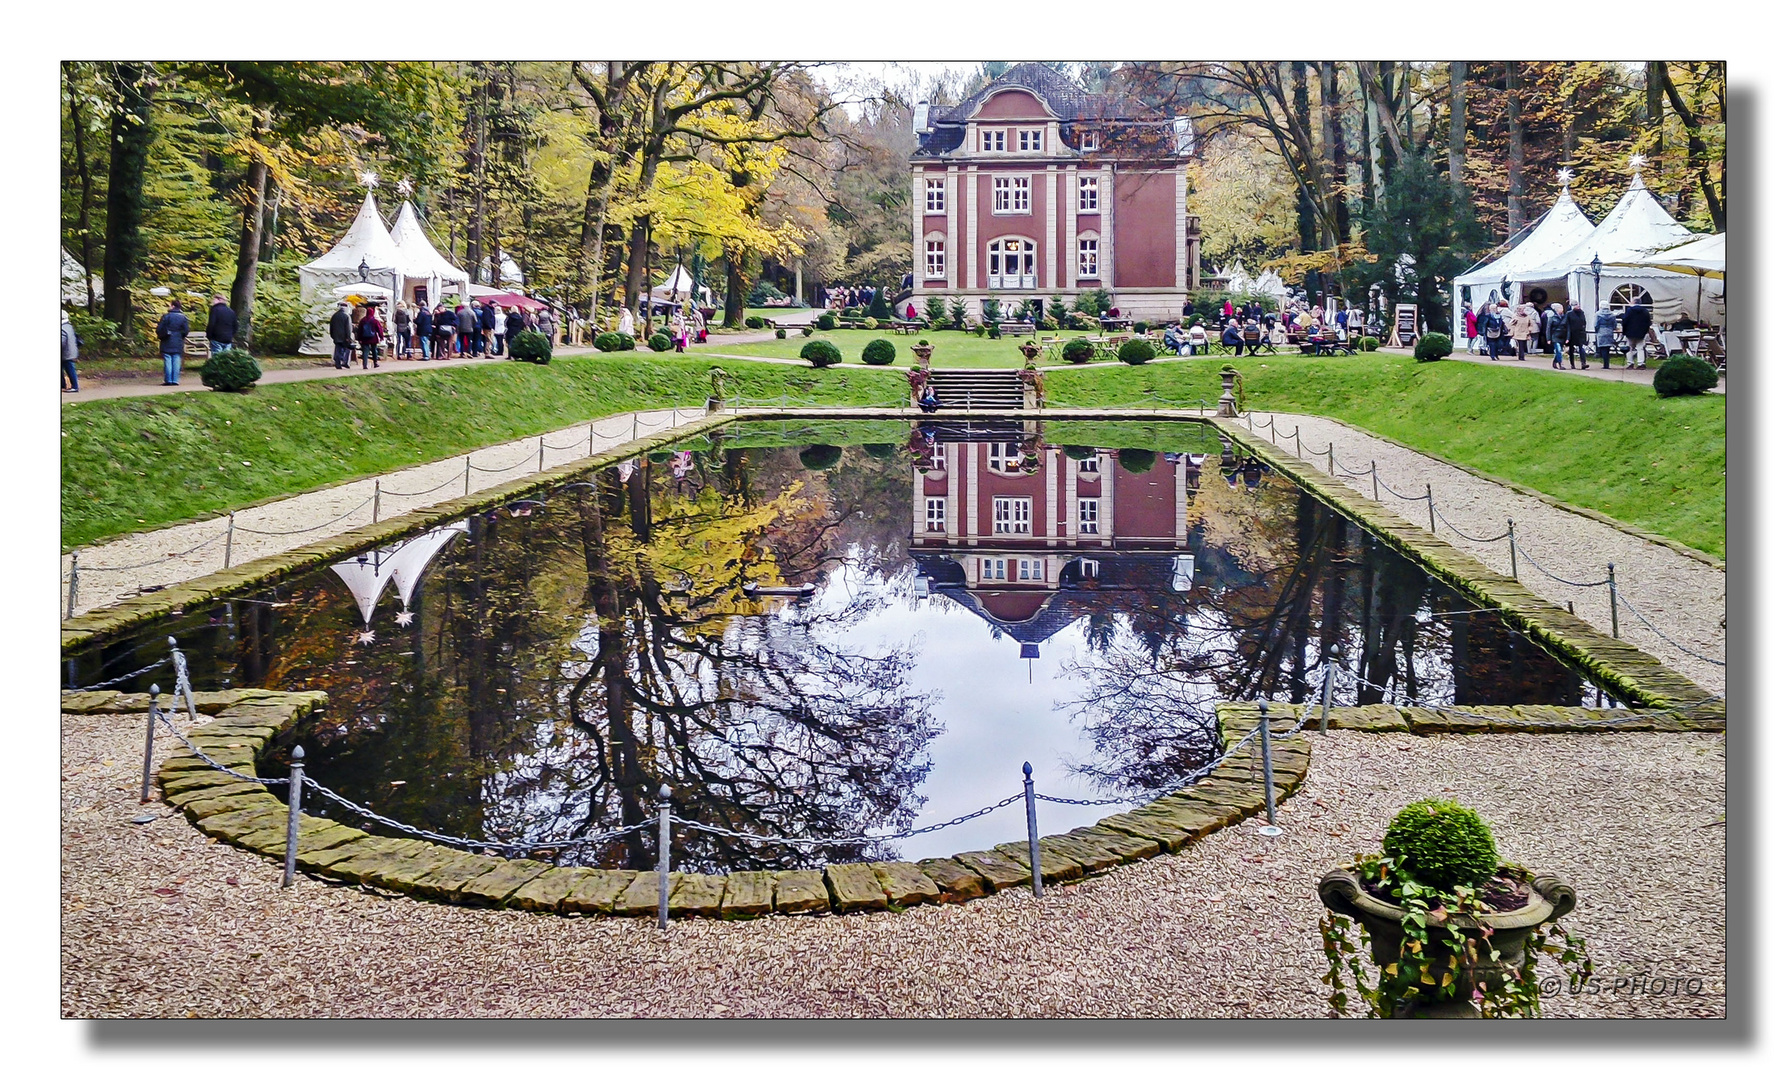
1620 302 1653 369
477 301 497 355
413 303 433 360
1565 301 1589 369
355 305 384 369
504 307 525 350
205 294 237 355
156 300 191 385
455 304 477 356
329 302 354 369
1221 318 1244 356
1593 306 1619 369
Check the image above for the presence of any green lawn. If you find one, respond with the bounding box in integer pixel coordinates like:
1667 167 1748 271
695 327 1077 368
60 354 903 549
61 349 1725 560
1045 353 1726 558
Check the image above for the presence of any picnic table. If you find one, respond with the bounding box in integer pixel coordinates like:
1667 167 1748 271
889 319 924 334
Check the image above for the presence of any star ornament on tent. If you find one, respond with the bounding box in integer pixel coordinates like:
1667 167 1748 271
1628 153 1647 175
356 629 377 645
396 179 414 197
1557 167 1573 191
394 610 415 627
359 170 380 189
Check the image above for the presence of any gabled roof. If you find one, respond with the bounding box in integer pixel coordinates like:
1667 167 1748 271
932 63 1110 124
302 191 403 273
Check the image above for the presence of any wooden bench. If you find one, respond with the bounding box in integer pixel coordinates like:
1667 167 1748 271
889 320 923 334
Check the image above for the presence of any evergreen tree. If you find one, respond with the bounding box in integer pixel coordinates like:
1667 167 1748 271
1352 150 1485 334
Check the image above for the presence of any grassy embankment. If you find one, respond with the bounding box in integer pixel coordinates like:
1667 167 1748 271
696 327 1080 368
62 350 1725 558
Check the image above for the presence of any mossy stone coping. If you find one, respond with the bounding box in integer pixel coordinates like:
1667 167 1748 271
74 690 1716 919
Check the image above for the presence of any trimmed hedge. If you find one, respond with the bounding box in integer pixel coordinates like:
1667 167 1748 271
775 328 788 339
815 312 838 331
1117 448 1157 474
1413 332 1454 362
799 444 843 469
1653 353 1719 397
861 338 897 365
800 339 842 368
1381 799 1500 891
593 331 635 352
1358 335 1381 352
744 315 765 329
647 332 673 352
199 347 262 392
508 330 552 364
1062 337 1096 364
1118 338 1155 365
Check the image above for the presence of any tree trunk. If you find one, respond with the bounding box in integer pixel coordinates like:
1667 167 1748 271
65 64 99 316
1448 61 1467 193
1319 61 1349 245
1658 64 1726 230
1644 62 1665 133
102 62 153 330
1358 64 1377 215
1505 62 1526 234
229 124 270 348
465 64 487 279
724 256 746 328
1290 62 1318 252
624 219 651 331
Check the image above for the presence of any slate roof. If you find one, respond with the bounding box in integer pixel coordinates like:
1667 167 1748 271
931 63 1110 123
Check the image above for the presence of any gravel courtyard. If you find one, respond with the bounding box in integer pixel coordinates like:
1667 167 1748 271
62 710 1724 1019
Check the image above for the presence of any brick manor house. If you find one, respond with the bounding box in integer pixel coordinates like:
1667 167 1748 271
909 63 1194 323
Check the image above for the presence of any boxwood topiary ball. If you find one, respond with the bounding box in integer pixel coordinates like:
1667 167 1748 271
1381 799 1500 891
798 444 842 469
1117 448 1157 474
799 339 842 368
861 337 896 365
1413 332 1455 362
1653 353 1719 397
1118 338 1155 365
1062 337 1095 364
199 347 262 392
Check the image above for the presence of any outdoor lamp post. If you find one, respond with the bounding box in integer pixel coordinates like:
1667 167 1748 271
357 257 371 283
1590 253 1603 310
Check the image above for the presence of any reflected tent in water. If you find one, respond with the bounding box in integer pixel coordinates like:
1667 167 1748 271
330 523 469 634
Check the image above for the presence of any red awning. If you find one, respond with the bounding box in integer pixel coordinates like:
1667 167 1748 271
476 291 545 311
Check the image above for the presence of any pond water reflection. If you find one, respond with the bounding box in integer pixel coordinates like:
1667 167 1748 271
67 420 1616 871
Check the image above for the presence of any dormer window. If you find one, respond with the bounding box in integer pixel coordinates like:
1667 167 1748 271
1080 130 1100 152
1017 128 1044 151
981 128 1006 152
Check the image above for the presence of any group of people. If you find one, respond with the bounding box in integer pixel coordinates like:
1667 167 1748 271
144 294 242 386
825 284 878 310
328 298 558 370
1468 296 1652 370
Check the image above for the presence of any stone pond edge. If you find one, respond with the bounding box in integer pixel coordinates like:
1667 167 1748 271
67 689 1717 920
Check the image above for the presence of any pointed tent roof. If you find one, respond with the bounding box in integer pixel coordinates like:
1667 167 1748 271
1545 169 1694 273
389 201 469 282
302 191 403 273
330 524 468 626
1456 181 1596 287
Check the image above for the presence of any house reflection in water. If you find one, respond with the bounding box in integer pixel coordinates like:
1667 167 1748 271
909 429 1197 657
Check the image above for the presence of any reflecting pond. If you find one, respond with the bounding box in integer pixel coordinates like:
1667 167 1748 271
67 420 1621 872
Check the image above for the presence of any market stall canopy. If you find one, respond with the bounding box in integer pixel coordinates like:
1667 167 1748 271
389 200 470 284
650 265 712 305
1456 179 1596 290
62 247 101 306
1607 232 1724 278
301 191 403 274
1547 167 1694 273
474 291 544 311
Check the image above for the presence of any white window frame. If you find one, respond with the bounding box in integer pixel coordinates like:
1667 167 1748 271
1078 457 1101 473
991 175 1030 214
1078 558 1100 578
1077 237 1100 280
930 444 948 470
1079 130 1100 152
1078 498 1100 534
993 496 1032 535
988 441 1023 473
981 128 1006 152
1078 174 1100 212
985 239 1037 290
1017 127 1044 151
925 497 947 532
924 239 946 280
924 177 946 213
981 557 1008 581
1016 557 1046 581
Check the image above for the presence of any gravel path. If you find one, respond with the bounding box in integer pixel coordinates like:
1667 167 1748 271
62 711 1723 1019
60 408 699 617
1231 413 1726 695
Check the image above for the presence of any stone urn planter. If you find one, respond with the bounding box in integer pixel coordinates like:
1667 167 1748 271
910 343 934 368
1017 341 1042 363
1217 365 1240 417
1318 868 1577 1018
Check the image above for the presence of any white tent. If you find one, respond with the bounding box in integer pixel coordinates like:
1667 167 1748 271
1451 174 1596 346
62 247 101 307
389 201 472 311
1606 232 1724 325
650 265 712 307
1553 163 1698 321
330 523 469 628
298 191 407 353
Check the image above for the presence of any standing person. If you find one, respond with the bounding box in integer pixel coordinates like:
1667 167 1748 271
1546 303 1568 368
394 302 412 359
205 293 237 355
1221 297 1234 320
413 302 433 360
61 309 80 393
1463 304 1479 354
1620 301 1653 369
490 305 508 357
617 305 635 340
1593 304 1619 368
1481 303 1505 360
1509 301 1536 362
504 305 525 353
456 303 476 357
1565 301 1589 368
329 301 354 369
156 300 191 385
537 305 557 346
356 304 384 368
477 300 496 356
